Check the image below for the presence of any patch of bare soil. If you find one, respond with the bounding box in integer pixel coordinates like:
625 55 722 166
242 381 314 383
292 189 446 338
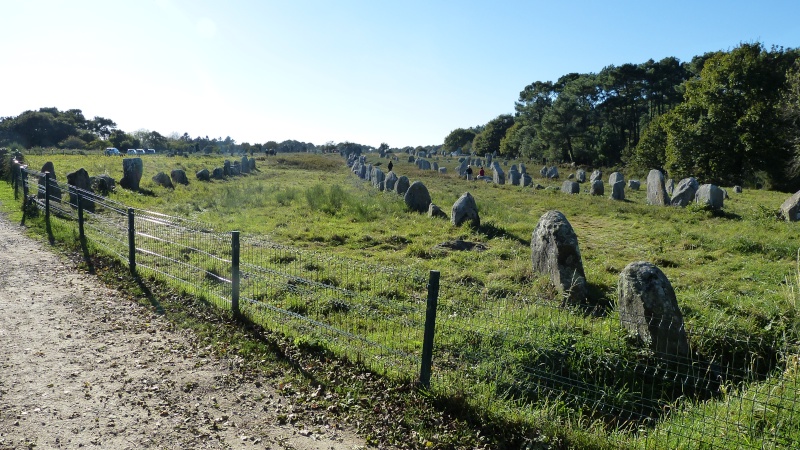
0 213 370 449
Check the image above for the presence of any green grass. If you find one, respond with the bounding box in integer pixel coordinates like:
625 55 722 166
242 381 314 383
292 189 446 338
6 151 800 449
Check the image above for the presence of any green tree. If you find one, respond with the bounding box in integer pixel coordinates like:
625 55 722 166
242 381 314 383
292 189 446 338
442 128 476 154
472 114 514 157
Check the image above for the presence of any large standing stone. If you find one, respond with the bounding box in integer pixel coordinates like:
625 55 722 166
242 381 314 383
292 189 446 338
457 159 469 177
395 175 410 196
404 181 431 213
152 172 174 189
372 167 385 188
240 156 251 174
540 166 548 177
451 192 480 228
608 172 624 186
576 169 586 183
561 180 580 194
212 167 224 180
38 162 61 202
780 190 800 221
520 173 532 187
610 181 625 201
618 261 690 356
507 166 520 185
196 168 211 181
695 184 724 210
646 169 670 206
249 158 257 171
90 174 115 195
546 166 559 179
670 177 699 207
385 171 398 191
170 169 189 186
590 179 604 196
223 160 231 176
66 168 94 211
531 211 587 306
590 170 603 183
492 165 505 185
120 158 143 191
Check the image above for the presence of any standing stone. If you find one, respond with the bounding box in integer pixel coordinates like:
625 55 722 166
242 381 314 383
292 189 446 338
249 158 257 171
170 169 189 186
38 162 61 202
395 175 410 196
485 153 493 167
546 166 559 179
590 179 604 196
610 181 625 200
734 185 742 194
519 163 527 174
408 155 415 163
493 165 505 185
670 177 699 207
561 181 580 194
608 172 624 186
428 203 447 219
385 171 398 191
404 181 432 213
90 174 115 195
451 192 480 228
646 169 670 206
66 168 94 211
695 184 724 210
212 167 224 180
576 169 586 183
590 170 602 183
120 158 144 191
780 191 800 221
457 159 469 177
433 161 439 171
666 179 675 196
618 261 690 356
152 172 174 188
230 165 241 176
628 179 641 190
438 167 447 174
223 160 231 176
531 210 588 306
240 156 250 174
371 167 385 188
196 168 211 181
540 166 548 177
520 173 532 187
507 166 520 185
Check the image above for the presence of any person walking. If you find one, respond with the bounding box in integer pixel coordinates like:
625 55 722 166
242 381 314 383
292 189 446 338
466 165 473 181
387 160 393 172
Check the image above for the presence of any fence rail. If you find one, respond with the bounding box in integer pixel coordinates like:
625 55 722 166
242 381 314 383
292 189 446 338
4 158 799 448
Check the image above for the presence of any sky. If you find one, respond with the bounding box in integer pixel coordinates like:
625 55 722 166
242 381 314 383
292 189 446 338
1 0 799 149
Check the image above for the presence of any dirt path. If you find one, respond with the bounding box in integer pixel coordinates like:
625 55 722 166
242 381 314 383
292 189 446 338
0 212 369 450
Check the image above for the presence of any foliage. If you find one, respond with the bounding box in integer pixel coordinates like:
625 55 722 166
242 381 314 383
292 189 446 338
472 114 515 157
442 127 476 154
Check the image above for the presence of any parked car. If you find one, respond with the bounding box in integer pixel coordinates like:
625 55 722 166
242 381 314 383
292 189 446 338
104 147 121 156
136 149 145 154
126 149 137 155
146 149 156 154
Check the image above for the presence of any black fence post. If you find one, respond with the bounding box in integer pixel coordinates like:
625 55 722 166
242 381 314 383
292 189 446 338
77 191 85 240
231 231 240 318
419 270 440 389
44 172 51 230
128 208 136 274
13 163 18 200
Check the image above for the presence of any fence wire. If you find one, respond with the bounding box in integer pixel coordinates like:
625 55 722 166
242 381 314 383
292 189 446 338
7 164 800 448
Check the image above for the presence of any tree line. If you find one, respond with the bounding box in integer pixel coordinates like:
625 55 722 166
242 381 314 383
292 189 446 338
446 43 800 191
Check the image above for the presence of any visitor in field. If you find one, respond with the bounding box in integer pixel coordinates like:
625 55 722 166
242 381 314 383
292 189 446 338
466 165 473 181
479 167 485 177
387 160 393 172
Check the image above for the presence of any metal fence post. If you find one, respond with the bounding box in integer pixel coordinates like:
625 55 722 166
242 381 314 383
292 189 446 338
419 270 440 389
231 231 240 318
128 208 136 274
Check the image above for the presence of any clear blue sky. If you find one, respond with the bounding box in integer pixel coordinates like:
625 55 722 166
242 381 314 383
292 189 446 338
1 0 798 148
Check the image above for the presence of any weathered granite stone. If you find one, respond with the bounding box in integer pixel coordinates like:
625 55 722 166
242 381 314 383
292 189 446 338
666 178 675 196
120 158 144 191
404 181 431 213
371 167 385 188
385 171 398 191
590 179 604 196
223 160 231 176
531 210 587 306
546 166 559 179
646 169 670 206
395 175 410 196
152 172 174 188
540 166 548 177
561 181 580 194
618 261 690 356
576 169 586 183
212 167 224 179
240 156 250 174
508 166 520 185
67 168 94 211
628 179 641 190
590 170 602 183
170 169 189 186
438 167 447 174
609 172 624 186
428 203 447 219
38 162 62 202
196 168 211 181
780 190 800 221
695 184 724 210
734 185 742 194
670 177 699 207
90 174 116 195
610 180 625 201
520 173 532 187
493 166 505 185
451 192 480 228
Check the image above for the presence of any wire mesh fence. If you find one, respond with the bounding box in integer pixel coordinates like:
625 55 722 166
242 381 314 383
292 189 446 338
5 163 800 448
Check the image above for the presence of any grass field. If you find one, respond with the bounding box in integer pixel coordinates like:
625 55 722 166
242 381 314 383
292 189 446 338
7 150 800 448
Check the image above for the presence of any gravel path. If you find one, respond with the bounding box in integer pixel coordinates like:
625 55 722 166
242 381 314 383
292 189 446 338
0 212 368 450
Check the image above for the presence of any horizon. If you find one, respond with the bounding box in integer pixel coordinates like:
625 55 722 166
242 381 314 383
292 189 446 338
2 0 799 148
